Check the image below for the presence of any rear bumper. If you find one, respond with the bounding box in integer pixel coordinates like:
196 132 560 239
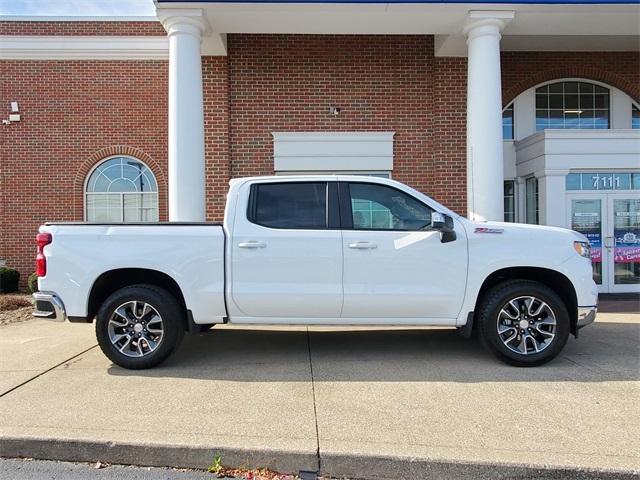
577 305 597 329
33 291 66 322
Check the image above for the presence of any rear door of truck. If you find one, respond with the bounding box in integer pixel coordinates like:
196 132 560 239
227 179 343 321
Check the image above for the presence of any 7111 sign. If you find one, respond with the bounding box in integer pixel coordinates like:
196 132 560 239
591 173 620 190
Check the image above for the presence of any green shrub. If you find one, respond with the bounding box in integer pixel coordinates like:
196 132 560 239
28 272 39 293
0 267 20 293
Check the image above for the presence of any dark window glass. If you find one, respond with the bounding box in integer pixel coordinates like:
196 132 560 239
525 177 539 225
502 104 514 140
349 183 433 231
504 180 516 223
535 81 609 131
254 182 327 229
564 82 579 94
632 105 640 129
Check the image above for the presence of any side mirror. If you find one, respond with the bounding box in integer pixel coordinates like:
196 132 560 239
431 212 457 243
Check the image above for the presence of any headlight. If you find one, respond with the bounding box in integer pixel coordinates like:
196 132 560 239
574 241 591 259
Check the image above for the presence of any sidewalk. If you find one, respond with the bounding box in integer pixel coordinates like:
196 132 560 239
1 310 639 479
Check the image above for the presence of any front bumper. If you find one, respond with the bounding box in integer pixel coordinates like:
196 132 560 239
33 291 66 322
577 305 597 329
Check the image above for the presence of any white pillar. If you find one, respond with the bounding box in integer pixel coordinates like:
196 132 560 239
539 172 568 227
464 11 514 222
159 10 209 221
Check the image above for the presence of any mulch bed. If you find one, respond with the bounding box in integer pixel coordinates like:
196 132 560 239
0 293 34 326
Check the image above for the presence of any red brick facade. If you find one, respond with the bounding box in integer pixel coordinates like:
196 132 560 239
1 21 639 285
0 21 166 36
1 60 168 282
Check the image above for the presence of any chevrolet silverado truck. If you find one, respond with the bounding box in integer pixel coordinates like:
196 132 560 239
33 175 597 369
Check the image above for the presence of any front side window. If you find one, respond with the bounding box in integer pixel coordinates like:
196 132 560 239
252 182 327 229
348 183 433 231
536 81 609 130
525 177 539 225
85 157 158 222
632 105 640 129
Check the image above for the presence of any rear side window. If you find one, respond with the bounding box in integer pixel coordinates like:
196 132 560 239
250 182 328 229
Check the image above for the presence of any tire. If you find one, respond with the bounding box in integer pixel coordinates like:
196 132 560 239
477 280 570 367
96 284 185 369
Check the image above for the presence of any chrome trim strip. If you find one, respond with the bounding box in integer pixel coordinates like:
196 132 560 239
577 306 597 329
33 291 66 322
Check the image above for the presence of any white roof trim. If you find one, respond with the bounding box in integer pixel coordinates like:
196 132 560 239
0 15 158 22
0 36 168 60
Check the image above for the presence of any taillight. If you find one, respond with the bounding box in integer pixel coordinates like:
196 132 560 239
36 232 52 277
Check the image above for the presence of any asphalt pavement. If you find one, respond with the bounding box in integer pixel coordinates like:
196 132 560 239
1 302 638 479
0 458 226 480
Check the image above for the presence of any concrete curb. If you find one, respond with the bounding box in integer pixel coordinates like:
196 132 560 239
2 436 639 479
0 436 317 475
321 452 640 480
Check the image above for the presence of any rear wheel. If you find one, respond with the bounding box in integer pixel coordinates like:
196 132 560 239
96 285 185 369
477 280 570 367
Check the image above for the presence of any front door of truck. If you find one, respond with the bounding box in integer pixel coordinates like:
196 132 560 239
229 180 343 320
339 181 468 321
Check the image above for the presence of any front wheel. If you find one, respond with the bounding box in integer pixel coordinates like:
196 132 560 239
477 280 570 367
96 285 185 369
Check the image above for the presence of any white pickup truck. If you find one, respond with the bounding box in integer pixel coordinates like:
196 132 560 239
34 175 597 369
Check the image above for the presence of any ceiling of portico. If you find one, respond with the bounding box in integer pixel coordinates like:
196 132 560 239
154 2 640 56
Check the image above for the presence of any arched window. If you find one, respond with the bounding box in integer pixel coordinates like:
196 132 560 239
535 81 609 131
85 156 159 222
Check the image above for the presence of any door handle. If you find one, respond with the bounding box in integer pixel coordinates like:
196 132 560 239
238 241 267 249
348 241 377 250
604 237 614 249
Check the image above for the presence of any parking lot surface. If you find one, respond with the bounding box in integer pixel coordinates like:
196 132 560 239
1 307 638 478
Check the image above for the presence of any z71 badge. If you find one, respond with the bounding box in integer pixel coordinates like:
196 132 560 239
474 227 504 234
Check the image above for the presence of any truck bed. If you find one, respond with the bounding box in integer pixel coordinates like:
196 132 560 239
38 223 227 325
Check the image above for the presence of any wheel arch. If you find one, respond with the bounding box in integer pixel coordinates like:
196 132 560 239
474 267 578 336
83 268 187 323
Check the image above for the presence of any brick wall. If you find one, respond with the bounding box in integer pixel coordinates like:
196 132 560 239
203 57 231 221
502 51 640 105
227 35 443 205
0 60 168 283
2 23 639 286
0 21 165 36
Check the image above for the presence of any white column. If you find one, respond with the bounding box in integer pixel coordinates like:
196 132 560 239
159 10 209 221
538 172 568 227
464 11 514 222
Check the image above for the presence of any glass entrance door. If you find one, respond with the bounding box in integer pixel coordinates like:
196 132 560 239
569 196 605 290
608 195 640 293
568 193 640 293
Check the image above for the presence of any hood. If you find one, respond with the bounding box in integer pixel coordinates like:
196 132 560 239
462 219 588 243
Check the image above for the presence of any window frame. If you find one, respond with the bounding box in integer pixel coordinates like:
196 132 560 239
534 80 611 131
246 181 340 230
84 155 159 223
502 103 515 140
525 177 539 225
632 104 640 130
504 180 517 223
338 181 435 232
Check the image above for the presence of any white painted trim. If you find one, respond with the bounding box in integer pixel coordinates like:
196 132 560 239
0 35 168 60
0 16 158 22
272 132 395 172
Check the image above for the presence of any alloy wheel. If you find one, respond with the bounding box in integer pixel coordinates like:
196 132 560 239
107 301 164 358
496 296 556 355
